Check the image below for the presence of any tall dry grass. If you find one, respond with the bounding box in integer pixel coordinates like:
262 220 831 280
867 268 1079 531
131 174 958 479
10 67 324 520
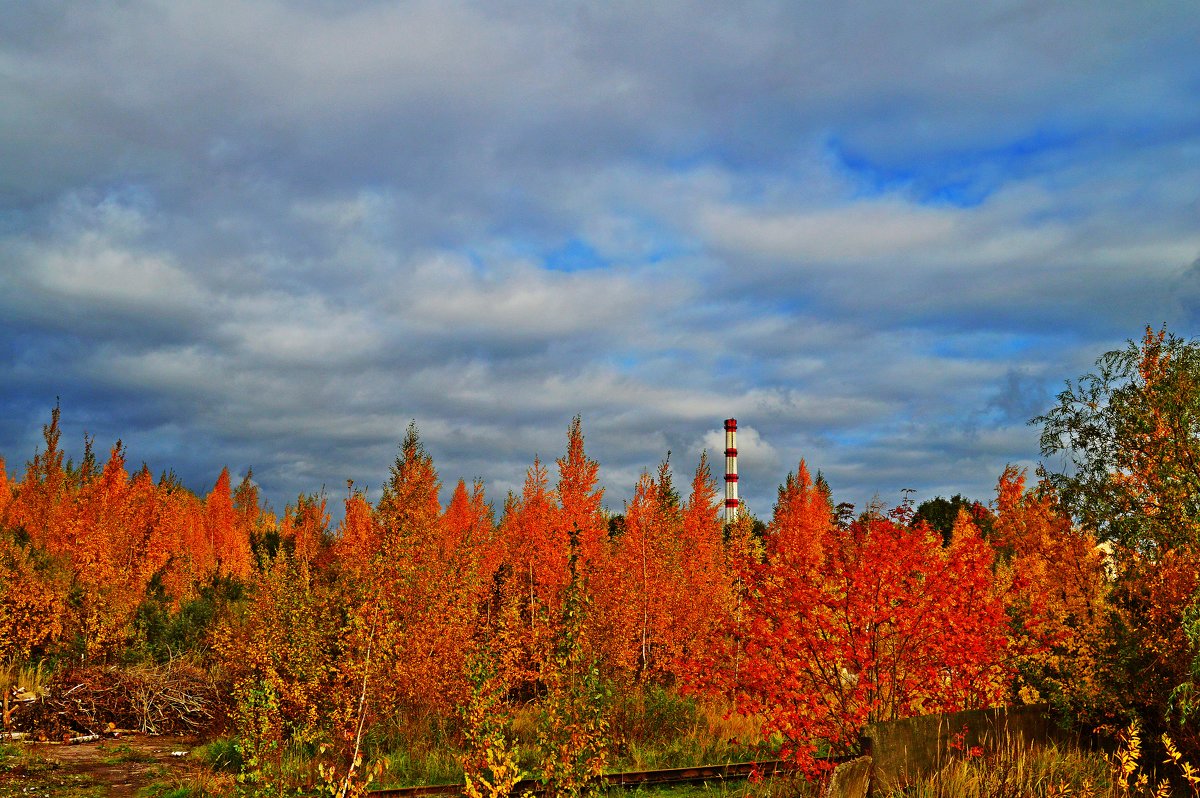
609 688 767 771
876 721 1199 798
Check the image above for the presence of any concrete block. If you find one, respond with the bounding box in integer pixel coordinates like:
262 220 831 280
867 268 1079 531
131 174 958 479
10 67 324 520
824 756 872 798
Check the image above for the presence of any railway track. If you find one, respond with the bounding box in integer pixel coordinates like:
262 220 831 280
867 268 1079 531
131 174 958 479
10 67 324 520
367 758 829 796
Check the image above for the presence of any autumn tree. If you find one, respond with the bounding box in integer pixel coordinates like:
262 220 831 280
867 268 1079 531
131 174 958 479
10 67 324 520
607 460 684 681
213 542 347 790
278 492 329 574
335 487 381 572
1036 325 1200 753
0 533 64 662
69 442 141 659
234 469 278 565
367 423 483 719
990 466 1109 718
495 458 570 694
1037 325 1200 553
0 457 11 520
739 463 1011 775
670 452 733 682
377 421 443 544
502 458 571 629
555 417 607 578
414 476 498 710
460 644 523 798
7 405 71 557
536 577 609 798
153 476 212 604
442 478 501 614
710 509 762 699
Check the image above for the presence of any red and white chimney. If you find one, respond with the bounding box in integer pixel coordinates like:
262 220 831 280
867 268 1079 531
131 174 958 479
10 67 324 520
724 418 739 523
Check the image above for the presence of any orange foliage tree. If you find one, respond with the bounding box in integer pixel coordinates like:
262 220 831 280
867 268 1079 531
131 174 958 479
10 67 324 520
669 452 733 682
504 457 571 625
606 461 686 681
333 423 493 729
69 442 142 659
495 457 570 692
442 477 502 619
0 532 64 662
0 407 267 664
278 492 329 575
335 487 381 571
7 405 72 558
990 466 1109 718
712 508 763 700
1036 325 1200 753
738 462 1011 775
214 543 342 748
0 457 11 521
205 468 254 581
555 416 607 578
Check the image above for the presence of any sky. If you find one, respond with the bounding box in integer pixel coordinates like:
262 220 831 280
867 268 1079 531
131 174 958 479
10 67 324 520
2 1 1199 521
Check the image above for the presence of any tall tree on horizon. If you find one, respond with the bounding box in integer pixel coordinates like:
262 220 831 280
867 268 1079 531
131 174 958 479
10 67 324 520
205 467 253 580
608 459 685 680
377 422 443 547
555 416 607 579
671 452 731 681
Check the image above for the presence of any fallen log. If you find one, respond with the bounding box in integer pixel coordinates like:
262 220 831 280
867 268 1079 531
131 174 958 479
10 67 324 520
66 733 101 745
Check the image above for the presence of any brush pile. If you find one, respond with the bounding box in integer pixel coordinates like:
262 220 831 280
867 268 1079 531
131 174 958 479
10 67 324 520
8 660 224 739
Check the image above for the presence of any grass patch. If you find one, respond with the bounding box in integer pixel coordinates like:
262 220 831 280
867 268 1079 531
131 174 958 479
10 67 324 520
0 745 106 798
191 736 242 773
133 745 239 798
377 743 464 786
99 741 158 764
136 769 237 798
610 775 819 798
0 743 23 772
871 741 1123 798
366 712 468 787
0 660 51 700
612 692 770 772
0 742 60 778
138 783 195 798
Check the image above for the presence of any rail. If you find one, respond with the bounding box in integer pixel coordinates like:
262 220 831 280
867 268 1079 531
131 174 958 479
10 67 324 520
366 757 847 796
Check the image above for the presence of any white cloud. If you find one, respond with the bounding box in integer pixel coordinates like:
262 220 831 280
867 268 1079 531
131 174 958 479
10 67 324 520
700 423 781 475
700 200 960 262
1 1 1197 518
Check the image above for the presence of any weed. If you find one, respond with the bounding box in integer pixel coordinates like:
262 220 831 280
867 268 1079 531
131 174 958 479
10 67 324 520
868 721 1200 798
1162 733 1200 796
136 767 237 798
192 737 243 773
138 783 194 798
611 775 818 798
0 743 22 770
0 745 105 798
100 741 158 765
613 694 766 772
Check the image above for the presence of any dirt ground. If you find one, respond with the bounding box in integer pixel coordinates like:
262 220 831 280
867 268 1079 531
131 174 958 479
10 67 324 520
0 734 226 797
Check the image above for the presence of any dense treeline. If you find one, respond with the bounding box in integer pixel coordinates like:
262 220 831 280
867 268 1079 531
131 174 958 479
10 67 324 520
0 327 1198 792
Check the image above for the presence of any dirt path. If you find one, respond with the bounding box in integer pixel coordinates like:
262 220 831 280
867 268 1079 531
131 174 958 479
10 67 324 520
0 734 222 797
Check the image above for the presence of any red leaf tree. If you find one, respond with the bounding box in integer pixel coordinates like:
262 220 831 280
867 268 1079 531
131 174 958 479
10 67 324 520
739 462 1011 775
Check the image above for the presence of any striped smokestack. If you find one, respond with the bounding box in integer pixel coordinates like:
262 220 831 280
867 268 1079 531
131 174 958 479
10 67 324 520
724 418 739 523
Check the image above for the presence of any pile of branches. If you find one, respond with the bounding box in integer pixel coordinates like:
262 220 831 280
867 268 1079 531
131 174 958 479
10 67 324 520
14 660 228 739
